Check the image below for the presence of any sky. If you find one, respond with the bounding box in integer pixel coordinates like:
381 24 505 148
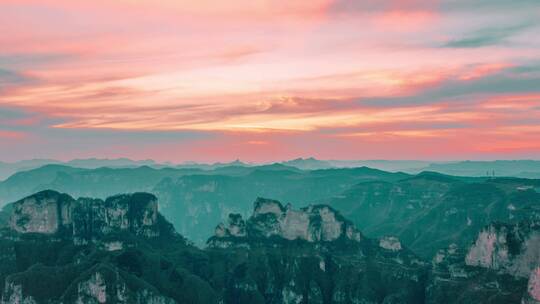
1 0 540 162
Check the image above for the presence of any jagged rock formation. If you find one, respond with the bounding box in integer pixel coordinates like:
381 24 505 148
0 190 215 304
210 198 362 248
1 190 538 304
426 221 540 304
208 198 427 303
465 221 540 278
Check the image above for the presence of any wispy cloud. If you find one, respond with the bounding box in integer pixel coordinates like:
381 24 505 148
359 63 540 107
0 0 540 161
0 68 33 87
443 23 534 48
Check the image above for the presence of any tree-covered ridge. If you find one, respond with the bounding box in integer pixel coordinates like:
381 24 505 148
1 190 539 303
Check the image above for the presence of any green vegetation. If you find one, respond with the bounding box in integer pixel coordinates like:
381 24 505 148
0 163 539 303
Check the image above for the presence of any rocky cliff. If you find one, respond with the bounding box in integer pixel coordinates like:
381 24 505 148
9 190 163 243
9 190 74 235
208 198 427 304
524 267 540 304
1 193 428 304
0 190 207 304
1 190 538 304
465 221 540 278
1 263 177 304
210 198 362 247
426 221 540 304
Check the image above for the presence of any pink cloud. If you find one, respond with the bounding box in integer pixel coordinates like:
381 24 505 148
0 1 539 161
371 10 439 31
0 130 26 139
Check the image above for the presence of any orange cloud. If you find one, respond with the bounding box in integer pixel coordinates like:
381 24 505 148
458 63 512 81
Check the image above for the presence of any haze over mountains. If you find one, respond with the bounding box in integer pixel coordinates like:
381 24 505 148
3 157 540 181
1 159 540 252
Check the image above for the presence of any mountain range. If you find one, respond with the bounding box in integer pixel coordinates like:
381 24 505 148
0 161 540 303
0 190 538 303
1 162 540 254
4 158 540 181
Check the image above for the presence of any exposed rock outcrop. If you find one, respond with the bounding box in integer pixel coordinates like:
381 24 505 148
379 236 402 251
465 221 540 278
210 198 362 248
524 267 540 304
208 198 427 304
3 189 538 304
7 190 162 243
70 265 176 304
0 191 200 304
1 282 37 304
426 221 540 304
9 190 74 235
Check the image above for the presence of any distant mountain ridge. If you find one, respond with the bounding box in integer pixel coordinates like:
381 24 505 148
424 160 540 178
0 158 158 181
3 158 540 181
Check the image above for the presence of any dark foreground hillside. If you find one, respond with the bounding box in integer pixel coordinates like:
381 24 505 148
0 190 538 303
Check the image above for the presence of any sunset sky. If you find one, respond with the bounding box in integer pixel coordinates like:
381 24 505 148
1 0 540 162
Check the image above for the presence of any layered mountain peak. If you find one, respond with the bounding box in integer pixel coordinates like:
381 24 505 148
7 190 166 243
210 197 363 247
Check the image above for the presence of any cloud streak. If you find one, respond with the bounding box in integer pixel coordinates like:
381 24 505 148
0 0 540 161
443 23 534 48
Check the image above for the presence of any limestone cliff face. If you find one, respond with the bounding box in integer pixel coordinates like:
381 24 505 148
426 221 540 304
72 193 160 243
426 240 529 304
465 221 540 278
210 198 362 247
8 190 161 242
464 221 540 304
69 265 176 304
524 267 540 304
208 198 426 304
0 190 215 304
9 190 74 234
